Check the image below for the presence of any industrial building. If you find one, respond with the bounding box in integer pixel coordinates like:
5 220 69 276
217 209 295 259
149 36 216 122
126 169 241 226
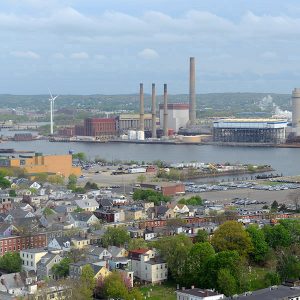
116 114 154 132
159 103 189 133
292 88 300 137
0 153 81 177
84 118 116 136
213 119 288 144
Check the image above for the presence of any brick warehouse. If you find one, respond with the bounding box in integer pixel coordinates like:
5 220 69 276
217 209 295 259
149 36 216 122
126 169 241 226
84 118 117 136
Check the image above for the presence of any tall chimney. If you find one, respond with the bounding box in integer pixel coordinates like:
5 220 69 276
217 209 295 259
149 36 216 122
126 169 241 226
151 83 157 138
163 83 168 137
189 57 196 125
139 83 144 131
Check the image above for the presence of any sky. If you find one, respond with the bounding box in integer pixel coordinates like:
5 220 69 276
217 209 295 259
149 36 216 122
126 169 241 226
1 0 300 94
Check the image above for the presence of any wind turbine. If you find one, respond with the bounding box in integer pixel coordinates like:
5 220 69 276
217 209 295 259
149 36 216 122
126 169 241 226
48 89 59 135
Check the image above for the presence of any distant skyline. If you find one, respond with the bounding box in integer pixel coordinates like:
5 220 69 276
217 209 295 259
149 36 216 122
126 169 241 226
1 0 300 94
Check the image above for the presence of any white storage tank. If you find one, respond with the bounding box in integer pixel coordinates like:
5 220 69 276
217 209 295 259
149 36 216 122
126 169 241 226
137 130 145 140
128 130 137 140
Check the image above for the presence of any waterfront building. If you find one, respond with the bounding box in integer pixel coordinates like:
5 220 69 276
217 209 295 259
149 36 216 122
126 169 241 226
213 119 288 144
0 153 81 177
116 113 154 132
84 117 116 136
159 103 189 133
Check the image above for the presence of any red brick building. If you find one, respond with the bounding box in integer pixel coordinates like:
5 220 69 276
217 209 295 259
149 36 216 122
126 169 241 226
75 124 85 136
140 182 185 196
0 233 47 256
58 127 75 137
84 118 116 136
0 197 13 213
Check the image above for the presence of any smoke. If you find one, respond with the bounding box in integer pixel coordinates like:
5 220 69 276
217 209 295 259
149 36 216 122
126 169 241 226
258 95 292 120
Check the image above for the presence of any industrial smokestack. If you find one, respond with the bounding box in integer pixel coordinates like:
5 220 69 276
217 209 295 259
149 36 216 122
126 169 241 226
163 83 168 137
152 83 157 138
139 83 144 131
189 57 196 125
292 88 300 136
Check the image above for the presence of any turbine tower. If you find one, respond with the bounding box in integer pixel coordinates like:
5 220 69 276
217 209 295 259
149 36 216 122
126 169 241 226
48 89 58 135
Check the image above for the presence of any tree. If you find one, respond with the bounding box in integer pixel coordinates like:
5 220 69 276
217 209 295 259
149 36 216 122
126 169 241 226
204 250 241 289
84 181 99 190
0 252 22 273
155 234 193 282
185 242 215 286
34 172 48 182
77 265 96 300
288 191 300 210
52 257 71 278
137 174 146 184
279 219 300 244
263 224 292 249
132 189 170 205
102 271 129 300
194 230 209 243
9 189 16 197
128 238 147 251
102 227 130 247
0 176 10 189
217 268 238 296
48 175 65 185
277 252 300 281
73 152 87 161
246 225 269 264
211 221 253 257
178 196 203 206
271 200 279 211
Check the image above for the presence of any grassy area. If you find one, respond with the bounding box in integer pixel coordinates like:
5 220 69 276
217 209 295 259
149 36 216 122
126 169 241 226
244 266 271 291
139 284 176 300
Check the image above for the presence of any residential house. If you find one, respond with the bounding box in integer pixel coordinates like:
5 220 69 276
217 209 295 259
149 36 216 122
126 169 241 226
168 203 190 216
66 212 99 228
71 236 91 249
129 249 168 283
107 246 128 258
176 288 225 300
0 223 18 237
69 261 110 280
86 246 112 262
75 198 99 212
4 208 35 223
124 207 144 221
48 237 71 252
127 227 144 239
155 205 175 219
20 248 48 272
144 228 157 241
109 257 133 287
94 208 125 223
0 271 37 298
36 253 63 280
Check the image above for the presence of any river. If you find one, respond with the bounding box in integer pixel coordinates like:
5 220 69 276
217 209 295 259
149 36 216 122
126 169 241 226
0 139 299 177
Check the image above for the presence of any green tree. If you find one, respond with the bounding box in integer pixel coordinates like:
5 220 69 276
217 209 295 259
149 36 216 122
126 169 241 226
136 174 147 184
279 219 300 244
128 238 147 251
277 253 300 281
132 189 170 205
9 189 16 197
194 230 209 243
127 288 143 300
73 152 87 161
0 252 22 273
102 227 130 247
271 200 279 211
48 175 65 185
246 225 269 264
185 242 215 286
34 172 48 182
204 250 241 289
52 257 71 278
102 271 129 299
77 265 96 300
263 224 292 249
217 268 238 296
178 196 203 206
211 221 253 257
0 176 11 189
155 234 193 282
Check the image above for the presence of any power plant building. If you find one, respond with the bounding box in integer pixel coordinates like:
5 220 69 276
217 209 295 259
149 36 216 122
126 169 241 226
116 114 155 132
292 88 300 137
213 119 287 144
159 103 189 133
84 118 116 136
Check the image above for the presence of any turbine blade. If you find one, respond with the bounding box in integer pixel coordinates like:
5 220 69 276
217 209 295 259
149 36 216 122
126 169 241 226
48 88 53 100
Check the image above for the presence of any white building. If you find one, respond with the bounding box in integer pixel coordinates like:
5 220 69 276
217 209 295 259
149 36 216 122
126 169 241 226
20 248 48 272
129 249 167 283
159 103 189 133
176 288 224 300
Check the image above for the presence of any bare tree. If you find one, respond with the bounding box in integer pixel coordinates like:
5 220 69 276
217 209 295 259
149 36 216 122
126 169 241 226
288 191 300 210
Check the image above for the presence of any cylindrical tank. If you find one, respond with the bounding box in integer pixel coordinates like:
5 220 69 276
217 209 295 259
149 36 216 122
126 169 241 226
137 131 145 140
128 130 137 140
292 88 300 136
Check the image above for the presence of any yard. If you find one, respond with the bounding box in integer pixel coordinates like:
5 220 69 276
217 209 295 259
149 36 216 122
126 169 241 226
139 284 177 300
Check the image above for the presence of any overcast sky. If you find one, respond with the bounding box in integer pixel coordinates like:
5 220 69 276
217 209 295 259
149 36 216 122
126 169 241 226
1 0 300 94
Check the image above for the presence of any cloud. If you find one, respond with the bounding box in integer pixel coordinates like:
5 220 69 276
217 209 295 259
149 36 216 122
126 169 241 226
94 54 106 60
52 53 65 59
138 48 159 59
261 51 278 60
10 50 40 59
70 52 89 59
